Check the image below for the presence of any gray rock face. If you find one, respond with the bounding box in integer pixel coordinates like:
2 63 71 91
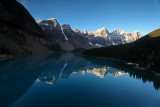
82 28 143 47
62 24 72 30
89 27 109 38
37 18 142 49
109 29 143 45
37 18 91 51
40 18 61 30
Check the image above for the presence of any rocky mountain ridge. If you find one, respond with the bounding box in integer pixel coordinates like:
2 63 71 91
0 0 143 58
81 27 143 46
37 18 91 51
37 18 143 49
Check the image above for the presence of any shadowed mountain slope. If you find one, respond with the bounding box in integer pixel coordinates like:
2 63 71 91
0 0 55 58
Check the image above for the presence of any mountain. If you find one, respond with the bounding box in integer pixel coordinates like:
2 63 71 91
148 28 160 38
37 18 142 50
82 29 88 35
0 0 143 58
81 27 142 47
110 28 143 43
0 0 55 59
74 29 81 34
37 18 91 51
83 28 160 72
37 18 142 49
89 27 109 38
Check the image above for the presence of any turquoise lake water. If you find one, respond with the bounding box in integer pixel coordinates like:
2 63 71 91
0 53 160 107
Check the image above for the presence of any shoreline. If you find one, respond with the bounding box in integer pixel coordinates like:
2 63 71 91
0 54 14 62
83 55 160 78
1 53 160 78
0 51 70 62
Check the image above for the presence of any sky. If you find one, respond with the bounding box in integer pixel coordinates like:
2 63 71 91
17 0 160 35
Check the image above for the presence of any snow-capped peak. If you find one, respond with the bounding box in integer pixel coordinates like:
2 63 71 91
47 18 56 20
99 27 106 30
101 27 107 30
113 28 125 35
95 27 107 32
36 19 42 23
82 29 88 34
116 28 124 32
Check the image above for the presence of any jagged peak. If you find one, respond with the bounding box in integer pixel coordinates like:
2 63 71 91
131 31 138 34
37 18 60 28
74 29 81 33
82 29 88 34
89 27 109 37
113 29 143 36
131 31 140 34
93 27 108 33
83 29 87 31
98 27 107 31
102 27 107 29
36 19 42 23
113 28 126 35
62 24 72 30
115 28 124 32
47 17 56 20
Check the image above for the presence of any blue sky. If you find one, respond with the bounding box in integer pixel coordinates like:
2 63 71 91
17 0 160 35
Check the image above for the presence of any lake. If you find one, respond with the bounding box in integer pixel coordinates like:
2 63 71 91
0 53 160 107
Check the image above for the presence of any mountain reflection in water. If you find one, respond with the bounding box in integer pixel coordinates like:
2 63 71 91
0 53 160 107
36 53 160 90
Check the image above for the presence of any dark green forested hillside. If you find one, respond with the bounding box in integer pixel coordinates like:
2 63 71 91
83 29 160 72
